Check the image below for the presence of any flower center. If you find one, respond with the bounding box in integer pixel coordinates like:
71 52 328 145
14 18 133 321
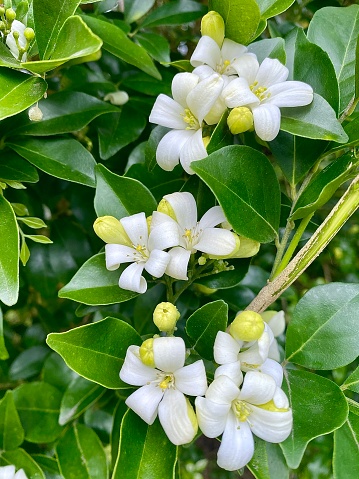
250 81 271 102
182 224 202 250
157 372 175 390
132 243 149 262
183 108 200 130
232 399 252 422
216 59 231 75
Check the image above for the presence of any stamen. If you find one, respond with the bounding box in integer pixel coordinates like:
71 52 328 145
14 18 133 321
233 400 252 422
182 108 199 130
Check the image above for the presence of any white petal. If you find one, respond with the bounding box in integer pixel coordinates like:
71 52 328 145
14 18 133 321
120 345 159 386
214 362 243 387
250 405 293 443
171 72 199 108
158 389 197 445
199 206 226 229
222 77 259 108
190 35 221 69
14 470 28 479
149 94 187 129
221 39 247 62
120 212 148 246
239 371 276 405
192 64 216 80
267 81 313 107
119 262 146 294
259 358 283 387
204 96 227 125
195 396 230 438
105 244 135 270
150 211 178 229
126 384 163 424
255 58 289 87
0 466 16 479
206 375 239 405
214 331 241 365
148 222 180 251
156 129 195 172
217 412 254 471
179 128 208 175
164 192 197 230
153 336 186 372
144 249 170 278
187 73 224 124
174 360 207 396
231 54 259 84
252 104 281 142
6 20 27 60
195 228 237 256
273 387 289 409
268 340 281 362
165 247 191 280
266 311 286 337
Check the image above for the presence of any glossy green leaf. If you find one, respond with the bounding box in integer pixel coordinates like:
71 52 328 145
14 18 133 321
17 217 47 229
135 33 171 64
141 0 206 27
192 145 281 243
9 345 50 380
46 317 142 389
111 401 128 469
42 352 78 393
286 283 359 369
32 455 62 479
113 410 178 479
94 164 157 218
124 0 155 23
257 0 295 19
328 115 359 153
0 195 19 306
13 382 63 443
0 448 45 479
291 154 356 220
122 71 172 97
26 234 52 244
82 16 161 79
248 37 286 64
333 413 359 479
0 308 8 360
281 370 348 468
280 94 348 143
145 125 170 172
186 300 228 361
8 138 96 187
206 110 232 155
0 69 47 121
307 5 359 113
0 42 22 69
56 424 108 479
248 439 289 479
195 258 251 290
342 365 359 394
0 391 24 451
33 0 80 59
0 151 38 183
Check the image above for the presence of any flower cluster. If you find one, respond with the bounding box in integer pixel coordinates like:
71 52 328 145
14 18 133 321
120 308 291 471
94 192 259 294
0 7 34 61
0 465 28 479
149 11 313 174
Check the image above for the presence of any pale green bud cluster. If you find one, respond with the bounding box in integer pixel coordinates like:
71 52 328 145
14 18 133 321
227 107 254 134
153 302 180 333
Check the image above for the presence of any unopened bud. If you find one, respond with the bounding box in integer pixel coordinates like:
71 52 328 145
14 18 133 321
157 198 176 220
0 20 5 31
231 236 260 258
0 7 5 16
261 310 285 337
104 90 129 106
227 107 254 134
12 29 19 40
5 8 16 21
208 232 241 259
93 216 131 245
24 27 35 41
139 338 155 367
186 398 198 434
153 302 180 333
201 11 225 47
28 105 43 122
146 215 152 232
230 311 264 342
202 135 210 149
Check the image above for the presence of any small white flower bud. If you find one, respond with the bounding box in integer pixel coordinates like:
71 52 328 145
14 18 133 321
139 338 155 367
230 311 264 342
104 90 129 106
153 302 180 333
93 216 131 245
201 11 225 47
28 105 43 122
227 107 254 135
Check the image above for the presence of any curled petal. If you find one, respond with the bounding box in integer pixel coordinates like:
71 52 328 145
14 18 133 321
148 222 180 251
192 64 216 80
166 247 191 280
150 211 178 230
195 228 237 256
273 387 290 410
156 129 195 172
222 77 259 108
250 405 293 443
180 128 208 175
165 192 197 230
187 73 224 124
149 94 187 129
153 336 186 372
239 371 277 405
252 104 281 142
214 361 243 387
190 35 221 69
267 81 313 107
255 58 289 87
105 244 135 270
259 358 284 386
126 383 163 424
217 412 254 471
231 54 259 84
144 249 170 278
120 345 158 386
206 375 239 405
171 72 199 108
195 396 230 438
120 212 148 246
214 331 241 365
119 262 146 294
267 310 286 337
199 206 226 229
174 360 207 396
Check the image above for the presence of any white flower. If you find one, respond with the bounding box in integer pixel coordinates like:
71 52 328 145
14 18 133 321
222 57 314 141
0 465 28 479
105 212 176 294
262 310 286 362
151 192 238 280
120 336 207 445
195 373 292 471
6 20 27 61
149 72 224 174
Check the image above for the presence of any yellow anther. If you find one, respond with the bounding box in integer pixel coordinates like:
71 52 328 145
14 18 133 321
224 60 231 67
184 229 192 238
159 375 173 389
233 400 251 422
182 108 199 130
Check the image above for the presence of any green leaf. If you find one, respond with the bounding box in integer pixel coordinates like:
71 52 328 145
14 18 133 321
0 152 39 183
56 424 108 479
145 125 170 172
342 365 359 394
0 391 24 451
286 283 359 369
327 115 359 153
59 376 105 425
46 317 141 389
19 239 30 267
248 37 286 64
333 413 359 479
280 94 348 143
206 110 233 155
0 42 22 69
112 410 178 479
281 370 348 469
0 195 19 306
32 455 61 479
186 300 228 361
25 235 53 244
8 138 96 187
82 15 161 80
257 0 295 19
209 0 260 45
94 164 157 218
22 16 102 74
122 70 172 97
9 345 50 380
248 438 289 479
135 33 171 64
17 217 47 229
195 258 251 290
0 448 45 479
191 145 281 243
13 382 64 443
111 401 128 469
42 352 78 393
141 0 206 27
124 0 155 23
291 154 356 220
0 308 9 360
307 5 359 113
0 69 47 121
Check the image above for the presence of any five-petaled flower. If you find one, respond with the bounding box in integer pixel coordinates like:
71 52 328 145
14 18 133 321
0 465 28 479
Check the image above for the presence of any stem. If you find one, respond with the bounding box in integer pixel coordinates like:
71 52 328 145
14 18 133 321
246 174 359 313
164 275 174 303
172 259 215 304
339 95 359 123
270 220 294 280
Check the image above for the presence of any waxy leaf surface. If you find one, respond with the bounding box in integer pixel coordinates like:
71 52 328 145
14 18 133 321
0 195 19 306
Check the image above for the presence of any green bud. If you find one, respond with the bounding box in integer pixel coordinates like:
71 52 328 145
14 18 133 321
24 27 35 41
227 107 254 135
0 7 5 16
139 338 155 367
230 311 264 342
93 216 131 245
231 236 260 258
157 198 176 220
201 10 225 47
153 302 180 333
5 7 16 21
0 20 5 31
12 29 19 40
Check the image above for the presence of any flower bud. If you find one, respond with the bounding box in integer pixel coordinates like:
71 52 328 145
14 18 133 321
157 198 176 220
261 310 285 337
230 311 264 342
186 398 198 435
153 302 180 333
227 107 254 134
28 105 43 122
207 232 241 259
231 236 260 258
93 216 131 245
0 7 5 16
12 29 19 40
0 20 5 31
139 338 155 367
24 27 35 41
5 8 16 21
201 11 225 47
202 135 210 149
104 90 129 106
